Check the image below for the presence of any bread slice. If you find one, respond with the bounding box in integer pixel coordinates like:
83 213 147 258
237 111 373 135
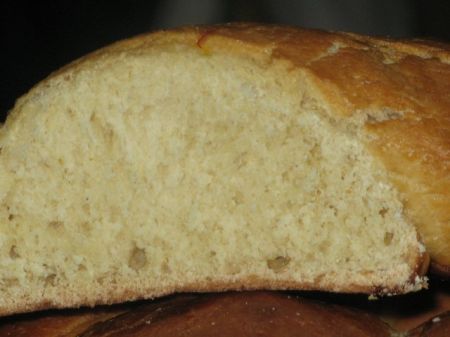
2 23 448 315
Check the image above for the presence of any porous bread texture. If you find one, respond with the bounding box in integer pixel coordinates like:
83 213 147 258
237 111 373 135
0 25 430 316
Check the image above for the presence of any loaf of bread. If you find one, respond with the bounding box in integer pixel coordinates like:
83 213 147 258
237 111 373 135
0 292 400 337
1 291 449 337
1 23 449 315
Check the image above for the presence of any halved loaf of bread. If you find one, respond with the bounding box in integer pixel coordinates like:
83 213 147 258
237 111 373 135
2 23 449 315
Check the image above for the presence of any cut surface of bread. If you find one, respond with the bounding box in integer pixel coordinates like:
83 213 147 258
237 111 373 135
2 23 449 315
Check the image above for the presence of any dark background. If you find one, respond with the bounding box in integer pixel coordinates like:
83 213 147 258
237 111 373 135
1 0 449 122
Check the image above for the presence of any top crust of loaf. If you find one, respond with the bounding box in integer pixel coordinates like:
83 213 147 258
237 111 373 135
6 23 449 269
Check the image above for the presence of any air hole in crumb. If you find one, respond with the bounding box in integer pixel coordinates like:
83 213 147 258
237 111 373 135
78 264 87 271
8 214 14 221
49 220 64 230
328 205 338 216
9 245 20 259
367 111 403 124
45 274 57 286
232 191 244 205
379 208 389 217
81 221 93 233
161 261 171 273
313 274 325 284
267 256 291 273
4 278 18 287
226 263 242 275
157 163 169 177
234 151 248 169
285 200 294 209
384 232 394 245
129 247 147 271
319 240 331 253
82 203 90 214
